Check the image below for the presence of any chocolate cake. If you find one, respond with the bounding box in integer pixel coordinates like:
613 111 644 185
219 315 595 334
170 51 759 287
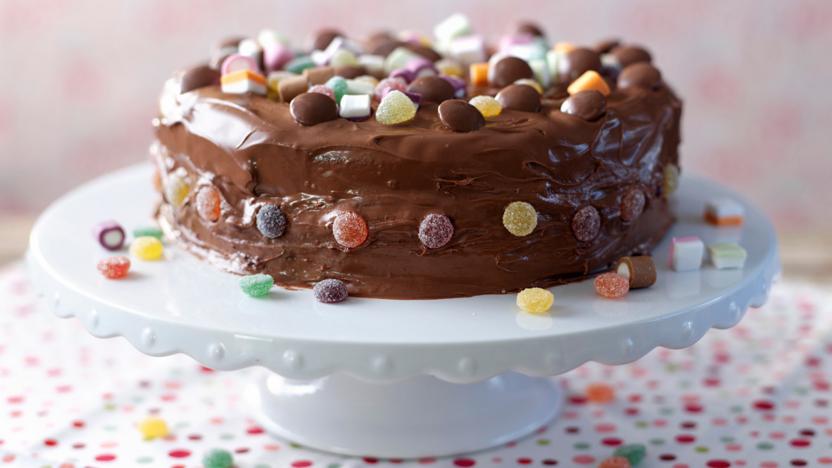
151 16 682 299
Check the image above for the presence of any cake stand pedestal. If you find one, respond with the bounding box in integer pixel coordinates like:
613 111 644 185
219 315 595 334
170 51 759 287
27 165 779 458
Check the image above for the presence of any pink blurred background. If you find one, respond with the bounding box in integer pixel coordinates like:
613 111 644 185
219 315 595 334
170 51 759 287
1 0 830 236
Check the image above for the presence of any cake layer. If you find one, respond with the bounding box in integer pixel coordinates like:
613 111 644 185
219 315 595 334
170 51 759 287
153 81 681 299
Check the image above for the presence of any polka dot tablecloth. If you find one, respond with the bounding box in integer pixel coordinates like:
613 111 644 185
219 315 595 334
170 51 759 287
1 263 831 468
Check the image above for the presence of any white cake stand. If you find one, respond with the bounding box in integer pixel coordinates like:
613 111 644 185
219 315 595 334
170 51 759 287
27 165 779 458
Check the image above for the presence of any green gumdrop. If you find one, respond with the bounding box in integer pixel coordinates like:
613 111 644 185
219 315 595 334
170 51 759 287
325 76 348 103
614 443 646 466
240 274 275 298
202 448 233 468
132 226 164 240
286 56 315 74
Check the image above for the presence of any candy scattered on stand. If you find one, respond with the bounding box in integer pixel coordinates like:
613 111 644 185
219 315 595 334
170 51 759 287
132 226 163 240
516 287 554 314
468 95 502 119
196 185 222 222
255 204 288 239
202 448 234 468
339 94 372 119
239 274 275 298
332 211 369 248
130 237 164 261
597 456 632 468
708 242 748 270
585 382 616 403
613 443 647 466
572 205 601 242
94 221 126 251
313 278 349 303
418 213 454 249
290 92 338 126
670 236 704 272
594 272 630 299
137 416 170 440
502 201 538 237
614 256 656 289
376 90 418 125
704 197 745 226
96 256 131 280
219 54 267 95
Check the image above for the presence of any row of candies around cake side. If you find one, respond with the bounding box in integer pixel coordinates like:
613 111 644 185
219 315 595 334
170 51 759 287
93 196 747 308
163 13 663 131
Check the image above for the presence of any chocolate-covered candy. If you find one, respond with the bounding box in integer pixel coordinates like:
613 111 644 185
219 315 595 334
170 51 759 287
491 56 534 88
618 63 662 90
180 65 220 94
611 45 652 68
405 43 442 62
594 38 621 54
495 84 541 112
560 90 606 121
289 92 338 126
620 188 646 221
571 205 601 242
438 99 485 132
333 65 366 79
558 48 602 83
407 76 455 103
615 256 656 289
313 28 343 51
513 21 546 38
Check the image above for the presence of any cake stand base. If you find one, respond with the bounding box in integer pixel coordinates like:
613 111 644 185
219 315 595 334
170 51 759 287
246 372 562 458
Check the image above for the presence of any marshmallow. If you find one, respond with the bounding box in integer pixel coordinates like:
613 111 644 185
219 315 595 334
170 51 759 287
358 54 385 76
708 242 747 270
434 13 472 43
384 47 420 74
345 78 375 95
448 35 486 65
221 69 267 95
704 197 745 226
670 236 704 272
339 94 372 119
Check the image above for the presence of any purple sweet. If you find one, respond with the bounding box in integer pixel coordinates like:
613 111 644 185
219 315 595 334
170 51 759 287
313 278 349 304
441 75 467 98
403 91 422 105
389 67 415 84
406 57 437 77
418 213 454 249
94 220 125 251
263 42 293 72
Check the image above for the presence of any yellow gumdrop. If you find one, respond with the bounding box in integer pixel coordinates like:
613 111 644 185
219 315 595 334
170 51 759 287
514 78 543 95
436 59 464 77
130 236 164 261
376 90 417 125
502 201 538 237
138 416 170 440
663 163 679 197
165 173 190 208
516 287 554 314
468 95 502 119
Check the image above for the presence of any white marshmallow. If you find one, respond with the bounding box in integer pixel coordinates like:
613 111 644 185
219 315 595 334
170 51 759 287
434 13 471 43
708 242 747 270
448 35 486 65
671 236 704 272
339 94 372 119
345 79 375 96
358 54 385 75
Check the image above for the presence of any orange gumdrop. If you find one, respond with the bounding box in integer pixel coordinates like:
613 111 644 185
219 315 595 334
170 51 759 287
332 211 369 248
586 382 616 404
469 62 489 86
196 185 221 222
567 70 611 96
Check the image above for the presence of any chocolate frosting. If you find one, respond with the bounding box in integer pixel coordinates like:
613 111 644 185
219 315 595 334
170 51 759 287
153 74 682 298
